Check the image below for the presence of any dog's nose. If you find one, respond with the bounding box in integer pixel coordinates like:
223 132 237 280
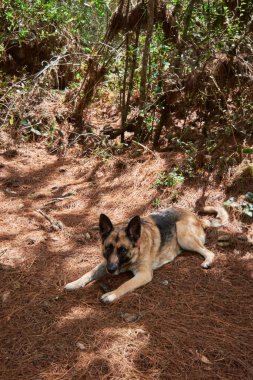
107 263 118 274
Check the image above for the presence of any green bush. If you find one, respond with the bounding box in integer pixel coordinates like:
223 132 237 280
1 0 109 47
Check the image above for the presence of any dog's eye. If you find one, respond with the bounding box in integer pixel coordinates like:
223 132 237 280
104 244 114 258
118 246 128 255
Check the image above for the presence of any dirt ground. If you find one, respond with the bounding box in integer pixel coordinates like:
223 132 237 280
0 143 252 380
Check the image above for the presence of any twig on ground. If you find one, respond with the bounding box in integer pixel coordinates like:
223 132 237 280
0 249 8 258
42 197 66 207
36 209 64 231
132 140 157 157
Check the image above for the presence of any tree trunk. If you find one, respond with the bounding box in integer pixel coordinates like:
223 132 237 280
139 0 155 106
153 102 171 149
120 0 131 143
72 59 106 133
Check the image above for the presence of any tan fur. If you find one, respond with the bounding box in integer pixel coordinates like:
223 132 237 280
201 206 229 228
65 206 228 303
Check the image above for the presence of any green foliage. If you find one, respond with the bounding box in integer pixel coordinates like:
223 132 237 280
1 0 253 161
1 0 109 45
171 138 198 177
155 169 184 189
103 0 252 153
242 148 253 154
152 197 161 208
224 195 253 218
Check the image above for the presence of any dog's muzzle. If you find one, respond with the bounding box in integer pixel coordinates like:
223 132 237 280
106 263 118 274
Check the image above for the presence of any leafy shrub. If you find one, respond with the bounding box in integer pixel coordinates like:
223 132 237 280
155 169 184 189
1 0 108 45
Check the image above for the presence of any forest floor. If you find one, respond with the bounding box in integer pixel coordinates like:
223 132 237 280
0 137 252 380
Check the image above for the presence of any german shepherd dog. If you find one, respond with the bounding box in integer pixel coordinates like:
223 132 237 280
65 207 228 303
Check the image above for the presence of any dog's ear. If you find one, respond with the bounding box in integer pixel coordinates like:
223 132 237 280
99 214 113 241
126 215 141 243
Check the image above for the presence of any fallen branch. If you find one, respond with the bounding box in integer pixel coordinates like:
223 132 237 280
36 209 64 231
132 140 157 157
43 197 65 206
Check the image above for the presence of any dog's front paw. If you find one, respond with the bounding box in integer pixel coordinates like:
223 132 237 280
65 279 85 290
201 261 212 269
64 282 78 291
100 292 117 304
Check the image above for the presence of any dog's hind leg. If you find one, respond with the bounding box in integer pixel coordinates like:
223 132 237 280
65 262 107 290
176 220 214 269
187 242 214 269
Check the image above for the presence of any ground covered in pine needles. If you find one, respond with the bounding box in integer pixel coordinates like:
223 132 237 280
0 143 252 380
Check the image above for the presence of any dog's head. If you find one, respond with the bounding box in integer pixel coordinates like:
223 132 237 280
99 213 141 274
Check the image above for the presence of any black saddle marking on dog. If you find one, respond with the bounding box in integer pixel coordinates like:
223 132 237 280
150 209 179 248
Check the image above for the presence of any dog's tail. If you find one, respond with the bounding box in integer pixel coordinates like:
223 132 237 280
200 206 229 228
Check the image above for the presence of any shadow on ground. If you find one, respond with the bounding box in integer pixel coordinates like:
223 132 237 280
1 222 253 380
0 147 252 380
